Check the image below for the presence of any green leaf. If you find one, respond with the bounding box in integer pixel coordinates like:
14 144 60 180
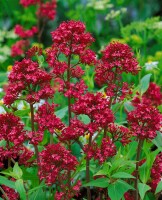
13 163 23 179
138 183 151 200
0 175 15 189
111 172 135 179
139 74 152 95
155 181 162 194
79 114 90 124
0 140 6 147
28 182 46 195
29 188 46 200
108 179 135 200
83 178 109 188
55 106 68 119
14 109 30 117
152 131 162 151
124 101 134 112
15 179 26 200
37 55 44 67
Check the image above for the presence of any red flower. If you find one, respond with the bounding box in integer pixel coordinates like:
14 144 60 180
72 92 114 129
108 123 132 145
38 143 78 185
1 185 19 200
37 0 57 20
50 20 96 63
150 153 162 191
4 59 54 105
11 40 30 57
128 103 161 140
14 25 38 38
20 0 40 7
35 102 64 134
0 113 26 145
133 82 162 107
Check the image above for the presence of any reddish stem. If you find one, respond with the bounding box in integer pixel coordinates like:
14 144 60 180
67 51 72 190
30 104 40 173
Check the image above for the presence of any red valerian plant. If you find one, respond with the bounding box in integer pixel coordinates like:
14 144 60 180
1 19 162 200
11 0 57 57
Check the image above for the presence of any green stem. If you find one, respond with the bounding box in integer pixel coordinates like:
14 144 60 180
135 139 143 200
86 134 92 200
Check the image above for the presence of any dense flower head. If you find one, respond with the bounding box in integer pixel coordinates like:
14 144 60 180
39 143 78 185
37 0 57 20
50 20 96 64
71 66 85 78
0 145 33 168
35 102 64 134
26 46 42 58
1 185 19 200
18 146 34 166
150 153 162 191
101 42 139 74
84 137 116 163
133 82 162 107
14 25 38 38
127 103 161 140
0 113 26 145
20 0 40 7
28 131 44 145
11 40 30 57
108 123 132 145
95 42 139 95
72 92 114 128
4 59 54 105
54 180 81 200
59 79 87 98
60 118 87 141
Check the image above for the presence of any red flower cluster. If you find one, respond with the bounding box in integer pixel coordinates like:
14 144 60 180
58 79 87 98
60 118 86 141
108 123 132 145
4 59 54 105
35 103 64 134
1 185 19 200
14 25 38 38
26 46 42 58
84 138 116 164
54 179 81 200
50 20 96 62
133 82 162 107
28 131 43 145
18 146 34 166
38 144 78 185
0 113 26 145
72 92 114 129
37 0 57 20
127 103 161 140
11 40 29 57
150 153 162 191
20 0 40 7
95 42 139 101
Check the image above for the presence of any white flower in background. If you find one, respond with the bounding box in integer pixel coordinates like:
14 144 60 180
144 61 159 71
0 106 6 114
0 99 5 114
17 101 26 110
0 88 3 92
34 99 45 110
